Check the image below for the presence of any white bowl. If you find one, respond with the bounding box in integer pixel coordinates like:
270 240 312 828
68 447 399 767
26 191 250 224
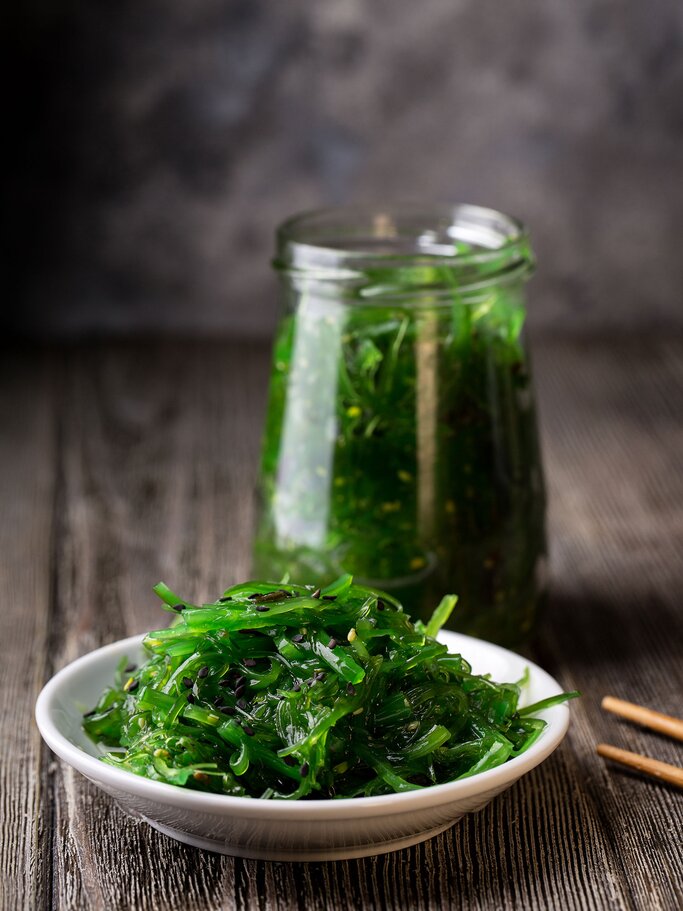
36 631 570 861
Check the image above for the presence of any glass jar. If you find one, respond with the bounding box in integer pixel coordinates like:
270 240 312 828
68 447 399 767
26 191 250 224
253 204 546 647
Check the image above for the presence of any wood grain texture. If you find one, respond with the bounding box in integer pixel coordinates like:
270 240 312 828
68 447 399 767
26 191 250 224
2 335 682 911
0 353 56 911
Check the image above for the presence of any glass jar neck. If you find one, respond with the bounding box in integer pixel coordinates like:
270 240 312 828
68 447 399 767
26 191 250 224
274 204 534 302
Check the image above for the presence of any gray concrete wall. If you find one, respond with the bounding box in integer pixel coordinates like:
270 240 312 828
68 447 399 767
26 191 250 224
6 0 683 337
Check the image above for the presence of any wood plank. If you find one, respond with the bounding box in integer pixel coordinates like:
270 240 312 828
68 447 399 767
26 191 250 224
0 352 57 911
18 335 683 910
533 335 683 911
48 341 268 910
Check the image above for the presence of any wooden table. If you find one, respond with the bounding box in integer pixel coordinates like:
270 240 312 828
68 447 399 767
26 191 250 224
3 336 682 911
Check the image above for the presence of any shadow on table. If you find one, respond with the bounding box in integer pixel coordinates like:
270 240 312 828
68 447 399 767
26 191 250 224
264 793 574 909
531 588 682 676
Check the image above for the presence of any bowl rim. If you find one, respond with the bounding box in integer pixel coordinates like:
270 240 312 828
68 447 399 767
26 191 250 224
36 631 570 821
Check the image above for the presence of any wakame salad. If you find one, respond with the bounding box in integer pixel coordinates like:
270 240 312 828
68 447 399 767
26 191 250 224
253 235 547 648
83 577 577 800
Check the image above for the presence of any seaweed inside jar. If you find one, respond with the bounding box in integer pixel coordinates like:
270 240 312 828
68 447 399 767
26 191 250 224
253 205 546 647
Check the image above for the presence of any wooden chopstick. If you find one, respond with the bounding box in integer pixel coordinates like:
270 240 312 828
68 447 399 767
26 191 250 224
601 696 683 742
597 744 683 790
599 696 683 789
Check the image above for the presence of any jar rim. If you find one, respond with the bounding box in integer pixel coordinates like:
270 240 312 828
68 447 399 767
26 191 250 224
274 203 533 294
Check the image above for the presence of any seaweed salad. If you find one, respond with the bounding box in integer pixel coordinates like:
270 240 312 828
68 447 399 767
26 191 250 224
83 578 576 799
253 211 546 647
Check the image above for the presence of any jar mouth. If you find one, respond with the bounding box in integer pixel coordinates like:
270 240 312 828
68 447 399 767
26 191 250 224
275 203 534 299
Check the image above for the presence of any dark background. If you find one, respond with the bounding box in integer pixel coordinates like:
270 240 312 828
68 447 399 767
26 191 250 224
4 0 683 339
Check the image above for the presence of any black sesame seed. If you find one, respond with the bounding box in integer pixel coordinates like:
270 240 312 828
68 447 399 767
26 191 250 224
182 676 193 689
213 696 224 707
251 589 291 603
306 678 314 686
284 755 296 766
292 682 301 692
125 680 139 693
327 638 337 649
311 588 321 599
323 595 337 601
292 633 304 643
187 693 195 704
255 605 270 612
243 726 255 737
244 658 257 668
299 762 309 776
236 699 248 710
172 603 186 612
198 665 209 679
235 685 245 699
235 675 247 688
124 663 137 673
221 706 236 716
218 596 233 603
218 678 231 687
377 599 385 611
346 683 356 696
